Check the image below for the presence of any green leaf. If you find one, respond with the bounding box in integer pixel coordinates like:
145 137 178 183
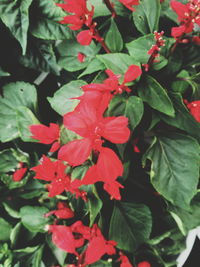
0 218 12 241
2 202 20 219
105 18 123 52
20 40 60 75
0 149 19 173
0 82 38 142
30 0 73 40
10 222 22 247
90 0 129 18
47 80 86 116
138 75 175 117
97 53 139 75
26 245 44 267
143 134 200 209
78 58 105 78
169 193 200 235
46 235 67 265
107 95 144 130
16 106 40 142
31 19 73 40
126 34 154 63
159 93 200 142
0 0 33 54
132 0 160 34
87 186 103 226
20 206 49 232
109 202 152 252
57 40 100 72
0 67 10 77
19 180 44 199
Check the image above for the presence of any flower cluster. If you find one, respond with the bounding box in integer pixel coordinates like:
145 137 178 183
171 0 200 40
143 31 165 71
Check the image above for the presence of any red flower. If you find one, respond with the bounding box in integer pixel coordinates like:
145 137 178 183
44 202 74 219
31 156 87 199
192 36 200 45
171 0 200 38
58 99 130 166
186 100 200 122
57 0 94 30
118 0 139 11
82 64 142 94
118 252 133 267
12 162 27 182
83 224 116 265
30 123 60 152
80 147 124 200
77 29 94 45
137 261 151 267
48 225 80 256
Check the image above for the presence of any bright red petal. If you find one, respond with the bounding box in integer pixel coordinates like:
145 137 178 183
58 138 92 166
137 261 151 267
101 116 130 143
77 30 93 45
170 1 188 21
49 225 78 255
97 148 123 181
12 167 27 182
29 123 59 144
123 65 142 84
103 181 124 200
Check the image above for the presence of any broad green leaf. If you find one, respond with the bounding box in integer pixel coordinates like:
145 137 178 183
20 40 60 75
109 202 152 252
0 0 33 54
0 82 37 142
19 180 44 199
16 106 40 142
138 75 175 117
105 18 123 52
46 235 67 265
78 58 105 78
107 95 144 130
31 19 73 40
47 80 86 115
159 93 200 142
26 245 44 267
0 218 12 241
20 206 49 232
57 40 100 72
132 0 160 34
143 134 200 209
160 0 178 23
126 34 154 63
30 0 73 40
97 53 139 75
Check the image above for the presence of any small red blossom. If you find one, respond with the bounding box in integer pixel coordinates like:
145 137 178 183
118 252 133 267
57 0 94 30
44 202 74 219
118 0 139 11
171 0 200 39
12 162 27 182
77 52 86 62
58 99 130 166
143 31 165 71
137 261 151 267
82 64 142 95
30 123 60 152
192 36 200 45
31 156 87 199
186 100 200 122
81 147 124 200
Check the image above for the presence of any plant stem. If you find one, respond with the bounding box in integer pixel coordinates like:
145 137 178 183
103 0 117 17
